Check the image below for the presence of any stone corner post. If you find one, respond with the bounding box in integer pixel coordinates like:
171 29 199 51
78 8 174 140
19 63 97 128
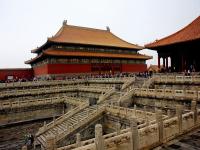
116 121 121 135
130 117 139 150
156 109 163 143
176 105 183 133
76 133 81 148
95 124 105 150
191 100 197 124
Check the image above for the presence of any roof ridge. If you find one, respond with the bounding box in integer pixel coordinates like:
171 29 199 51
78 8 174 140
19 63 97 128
49 23 111 43
63 24 109 33
53 25 65 38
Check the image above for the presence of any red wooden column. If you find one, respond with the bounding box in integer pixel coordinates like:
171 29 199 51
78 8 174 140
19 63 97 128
158 55 160 68
181 55 184 72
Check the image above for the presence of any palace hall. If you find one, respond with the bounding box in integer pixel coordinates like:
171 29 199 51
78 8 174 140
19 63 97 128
25 21 151 79
146 16 200 72
2 15 200 150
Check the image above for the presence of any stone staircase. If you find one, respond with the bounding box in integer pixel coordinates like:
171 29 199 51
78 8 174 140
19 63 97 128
117 77 150 105
134 77 148 88
105 91 122 105
98 87 116 104
36 105 105 149
121 77 135 90
35 79 136 149
118 89 135 104
142 77 154 88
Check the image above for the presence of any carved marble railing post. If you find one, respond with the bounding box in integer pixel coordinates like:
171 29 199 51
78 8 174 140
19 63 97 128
53 116 55 126
134 105 137 117
118 100 121 107
46 135 55 150
97 105 99 112
156 109 163 143
87 109 90 117
176 105 183 133
43 121 47 131
167 109 171 117
125 108 128 117
191 100 197 124
154 107 157 113
130 117 138 150
146 118 150 126
111 101 113 106
116 121 121 135
62 104 65 115
95 124 105 150
76 133 81 147
144 106 148 123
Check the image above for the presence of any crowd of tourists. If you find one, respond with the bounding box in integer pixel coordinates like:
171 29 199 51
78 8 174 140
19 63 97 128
0 72 149 83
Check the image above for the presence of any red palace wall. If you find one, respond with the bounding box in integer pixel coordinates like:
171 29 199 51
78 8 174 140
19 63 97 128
122 64 147 72
33 64 48 76
33 64 91 76
47 64 91 74
0 68 33 81
33 63 147 77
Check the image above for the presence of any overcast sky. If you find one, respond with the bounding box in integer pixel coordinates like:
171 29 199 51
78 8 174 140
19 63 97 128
0 0 199 68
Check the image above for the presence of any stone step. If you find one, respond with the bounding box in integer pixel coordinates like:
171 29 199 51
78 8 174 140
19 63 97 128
50 128 59 135
45 130 55 137
43 132 50 137
37 136 46 148
36 105 102 147
58 124 67 131
75 112 88 118
61 121 69 127
40 135 47 143
55 125 65 132
67 117 78 124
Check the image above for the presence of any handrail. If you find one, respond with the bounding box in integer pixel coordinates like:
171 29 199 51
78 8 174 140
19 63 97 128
121 77 135 90
57 109 199 150
0 85 112 98
105 105 157 121
133 87 200 100
0 97 66 110
0 77 133 89
98 88 115 103
118 88 135 103
153 74 200 84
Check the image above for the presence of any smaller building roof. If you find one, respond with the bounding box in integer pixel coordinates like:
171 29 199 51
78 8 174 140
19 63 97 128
148 65 163 72
145 16 200 49
32 22 143 53
25 49 152 64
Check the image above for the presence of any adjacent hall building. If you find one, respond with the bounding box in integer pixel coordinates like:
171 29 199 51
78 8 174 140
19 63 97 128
146 16 200 72
25 21 151 78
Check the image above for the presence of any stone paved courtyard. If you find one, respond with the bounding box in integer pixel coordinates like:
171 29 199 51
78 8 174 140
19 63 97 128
155 127 200 150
